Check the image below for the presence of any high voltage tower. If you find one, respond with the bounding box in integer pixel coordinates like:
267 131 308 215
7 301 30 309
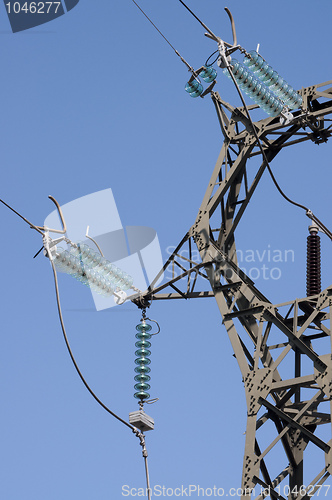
138 80 332 499
2 3 332 500
131 3 332 499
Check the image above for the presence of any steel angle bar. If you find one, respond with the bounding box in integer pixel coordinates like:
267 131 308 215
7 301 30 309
152 291 215 300
168 283 187 299
147 263 206 295
254 466 291 500
259 398 330 453
262 309 327 370
303 469 331 499
254 439 272 489
256 391 324 461
254 477 287 500
271 375 317 392
223 306 264 320
147 232 190 291
206 146 256 217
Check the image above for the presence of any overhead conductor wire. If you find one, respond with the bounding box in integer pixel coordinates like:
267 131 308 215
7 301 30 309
0 198 44 235
131 0 195 73
46 240 153 500
178 0 227 46
48 257 135 430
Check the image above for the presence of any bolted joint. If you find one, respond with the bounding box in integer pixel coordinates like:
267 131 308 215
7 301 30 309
133 296 152 311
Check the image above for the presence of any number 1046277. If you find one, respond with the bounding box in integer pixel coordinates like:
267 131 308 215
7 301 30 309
5 2 61 14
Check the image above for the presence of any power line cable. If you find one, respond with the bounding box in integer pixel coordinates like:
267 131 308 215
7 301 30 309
47 250 136 432
46 248 153 499
178 0 219 43
177 0 236 49
130 0 194 72
0 198 44 235
0 196 67 235
131 0 177 54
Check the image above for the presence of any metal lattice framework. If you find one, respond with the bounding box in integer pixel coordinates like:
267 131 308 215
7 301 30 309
136 80 332 499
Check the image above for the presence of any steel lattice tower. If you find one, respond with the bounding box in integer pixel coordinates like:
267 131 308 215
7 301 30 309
135 80 332 499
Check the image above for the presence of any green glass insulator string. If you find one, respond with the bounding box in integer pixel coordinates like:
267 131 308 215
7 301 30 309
134 320 153 401
53 243 134 296
224 59 284 117
185 65 217 98
243 50 303 110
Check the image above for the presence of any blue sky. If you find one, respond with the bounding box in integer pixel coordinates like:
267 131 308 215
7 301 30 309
1 1 332 498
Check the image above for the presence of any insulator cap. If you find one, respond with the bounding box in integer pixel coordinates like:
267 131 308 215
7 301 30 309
135 340 152 349
136 322 152 332
185 80 203 98
134 356 151 366
134 374 151 383
134 390 150 400
134 365 151 374
200 66 217 83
